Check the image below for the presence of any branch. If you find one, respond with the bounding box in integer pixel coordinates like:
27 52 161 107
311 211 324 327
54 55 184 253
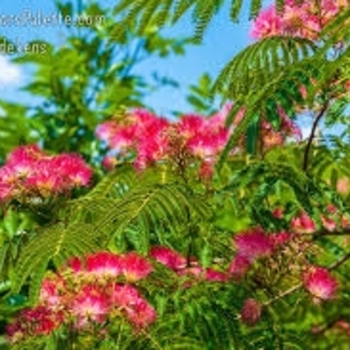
121 38 146 79
309 227 350 238
262 283 302 307
329 251 350 271
258 252 350 309
302 102 329 171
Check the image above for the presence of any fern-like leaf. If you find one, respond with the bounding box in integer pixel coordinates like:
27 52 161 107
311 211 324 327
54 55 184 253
12 223 102 303
96 181 211 247
223 161 347 230
217 53 328 167
213 36 316 99
112 0 294 42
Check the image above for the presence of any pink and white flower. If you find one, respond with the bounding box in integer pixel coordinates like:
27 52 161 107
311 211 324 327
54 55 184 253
303 266 338 301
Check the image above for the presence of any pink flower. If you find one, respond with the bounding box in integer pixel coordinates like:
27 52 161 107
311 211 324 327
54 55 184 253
0 184 13 203
291 212 316 234
177 115 205 140
234 228 273 261
8 250 158 342
205 268 229 282
303 266 338 300
112 284 141 307
95 120 119 143
198 161 215 181
25 172 63 195
67 256 84 273
124 297 157 328
135 135 168 169
110 125 136 150
262 130 284 149
187 129 228 159
337 177 350 195
39 276 65 309
6 144 44 164
150 246 187 271
121 252 153 282
250 5 282 39
7 161 34 179
179 113 229 161
102 156 118 171
6 305 61 341
71 285 109 326
85 251 123 279
241 298 262 327
282 4 309 35
272 207 284 219
0 145 93 205
321 216 336 231
208 103 233 129
278 106 302 141
112 284 157 328
251 0 343 41
270 231 292 248
0 166 18 186
177 266 203 278
53 154 92 188
96 107 232 173
228 255 251 280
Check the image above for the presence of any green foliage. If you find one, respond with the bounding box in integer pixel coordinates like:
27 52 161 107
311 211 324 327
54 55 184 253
2 1 350 349
0 102 34 162
112 0 295 42
209 9 350 163
212 36 317 99
0 1 191 160
12 222 102 303
69 167 212 252
223 159 348 231
186 74 218 114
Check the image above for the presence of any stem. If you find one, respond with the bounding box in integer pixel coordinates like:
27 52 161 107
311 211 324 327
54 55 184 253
140 329 163 350
115 319 124 348
329 251 350 271
301 226 350 239
262 283 302 307
121 38 145 78
302 102 329 171
186 227 194 267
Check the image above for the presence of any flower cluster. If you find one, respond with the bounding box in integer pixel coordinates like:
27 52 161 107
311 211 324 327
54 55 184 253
150 246 229 283
6 251 156 344
96 108 229 174
96 106 301 175
228 227 292 281
251 0 346 40
261 107 302 148
228 221 340 303
0 144 92 205
290 205 350 234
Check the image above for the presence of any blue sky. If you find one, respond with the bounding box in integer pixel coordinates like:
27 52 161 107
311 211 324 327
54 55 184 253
0 0 253 113
0 0 318 138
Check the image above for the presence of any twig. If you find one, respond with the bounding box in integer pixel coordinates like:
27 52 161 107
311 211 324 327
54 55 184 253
262 283 302 307
329 251 350 271
302 102 329 171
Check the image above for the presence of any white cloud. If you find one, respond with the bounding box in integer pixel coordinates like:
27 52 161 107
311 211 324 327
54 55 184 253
0 55 22 89
301 126 312 140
